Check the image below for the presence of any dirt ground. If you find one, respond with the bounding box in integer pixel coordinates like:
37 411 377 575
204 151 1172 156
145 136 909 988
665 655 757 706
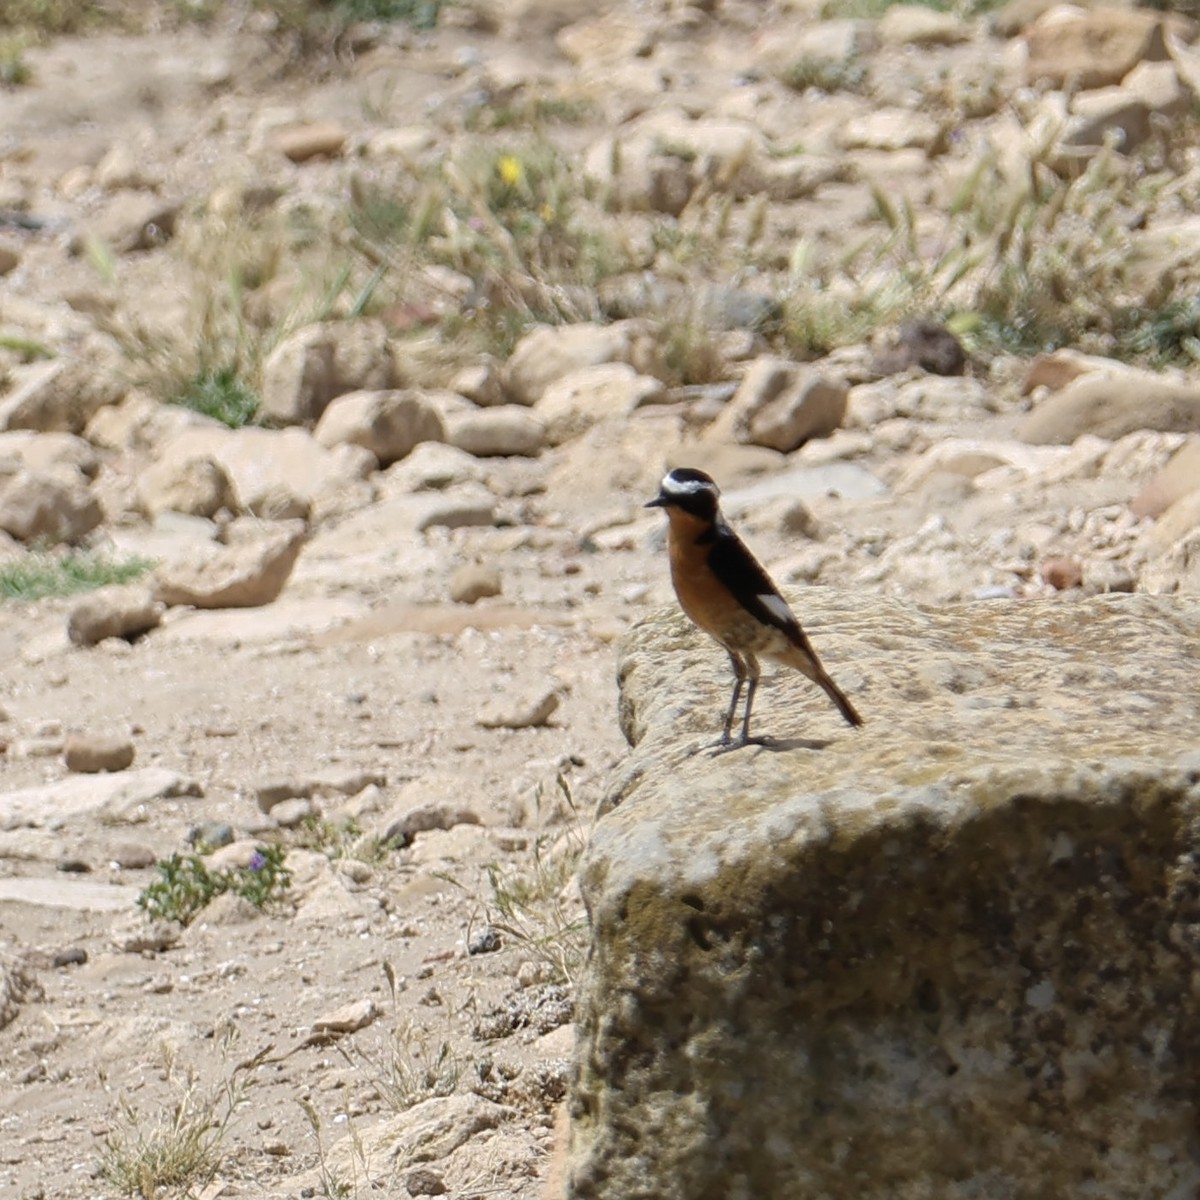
0 2 1188 1197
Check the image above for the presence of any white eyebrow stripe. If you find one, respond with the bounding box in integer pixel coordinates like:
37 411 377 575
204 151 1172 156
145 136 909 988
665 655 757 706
758 593 793 625
661 473 715 496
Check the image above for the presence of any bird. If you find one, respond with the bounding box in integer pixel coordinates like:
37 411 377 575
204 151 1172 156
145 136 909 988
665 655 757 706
645 466 863 750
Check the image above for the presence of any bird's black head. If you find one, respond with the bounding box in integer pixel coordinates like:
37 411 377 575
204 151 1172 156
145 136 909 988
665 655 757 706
645 467 721 519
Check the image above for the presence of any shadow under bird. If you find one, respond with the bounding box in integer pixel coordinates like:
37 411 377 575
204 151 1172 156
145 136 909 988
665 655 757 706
646 467 864 750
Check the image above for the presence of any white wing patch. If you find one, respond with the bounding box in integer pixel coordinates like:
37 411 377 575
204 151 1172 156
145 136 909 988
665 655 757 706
758 592 794 626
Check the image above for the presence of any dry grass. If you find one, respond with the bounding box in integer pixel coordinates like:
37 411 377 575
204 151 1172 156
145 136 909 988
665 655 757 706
99 1035 267 1198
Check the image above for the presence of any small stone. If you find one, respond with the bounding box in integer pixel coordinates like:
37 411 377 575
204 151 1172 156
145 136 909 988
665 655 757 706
254 778 316 813
67 585 163 646
404 1166 448 1196
51 947 88 968
469 927 502 955
154 519 307 609
1040 557 1084 591
64 733 135 774
415 495 496 531
188 821 235 850
477 689 560 730
871 319 966 377
444 407 546 458
517 959 555 988
276 121 348 163
110 842 156 869
449 564 502 604
313 998 380 1035
270 797 317 828
1084 561 1136 595
381 802 482 847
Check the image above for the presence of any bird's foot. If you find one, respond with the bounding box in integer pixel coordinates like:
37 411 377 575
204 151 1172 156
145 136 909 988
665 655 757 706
705 735 769 757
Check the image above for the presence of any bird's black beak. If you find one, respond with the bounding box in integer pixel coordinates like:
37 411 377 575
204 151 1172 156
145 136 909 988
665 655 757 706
645 493 667 508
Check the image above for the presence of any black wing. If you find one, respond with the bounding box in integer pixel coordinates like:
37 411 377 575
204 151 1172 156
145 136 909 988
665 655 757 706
706 523 807 646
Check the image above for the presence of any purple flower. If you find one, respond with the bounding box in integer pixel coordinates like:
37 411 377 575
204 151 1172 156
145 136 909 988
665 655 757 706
249 850 267 872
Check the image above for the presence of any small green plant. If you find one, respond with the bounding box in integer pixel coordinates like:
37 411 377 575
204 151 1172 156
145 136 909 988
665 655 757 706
779 56 867 94
0 331 52 359
99 1036 263 1199
0 37 31 86
0 0 94 34
137 845 291 926
0 550 154 602
334 0 444 27
292 814 400 863
173 365 260 428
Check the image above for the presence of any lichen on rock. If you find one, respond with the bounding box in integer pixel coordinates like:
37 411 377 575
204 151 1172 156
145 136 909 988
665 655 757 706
570 593 1200 1199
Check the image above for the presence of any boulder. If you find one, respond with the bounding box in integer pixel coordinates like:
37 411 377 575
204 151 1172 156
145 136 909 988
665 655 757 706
1019 373 1200 444
260 320 395 426
138 453 236 518
571 592 1200 1199
706 357 848 451
535 363 666 446
0 464 102 544
67 585 163 646
314 389 445 466
0 343 126 433
504 322 662 407
150 426 374 517
154 519 307 609
1023 8 1170 90
1131 436 1200 518
444 407 546 458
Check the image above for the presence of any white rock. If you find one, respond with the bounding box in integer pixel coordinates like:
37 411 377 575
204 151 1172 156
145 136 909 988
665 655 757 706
154 519 307 609
139 453 236 518
536 363 667 446
314 389 445 466
445 407 546 458
0 464 102 544
504 321 661 406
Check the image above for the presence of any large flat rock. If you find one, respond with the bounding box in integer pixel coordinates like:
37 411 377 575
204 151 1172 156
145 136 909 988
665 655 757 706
570 592 1200 1200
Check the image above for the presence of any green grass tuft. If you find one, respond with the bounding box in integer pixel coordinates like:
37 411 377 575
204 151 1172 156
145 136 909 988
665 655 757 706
136 846 291 926
0 550 154 602
173 366 260 428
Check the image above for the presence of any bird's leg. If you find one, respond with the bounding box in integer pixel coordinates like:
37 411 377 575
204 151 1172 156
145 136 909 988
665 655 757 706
709 653 745 750
738 675 759 745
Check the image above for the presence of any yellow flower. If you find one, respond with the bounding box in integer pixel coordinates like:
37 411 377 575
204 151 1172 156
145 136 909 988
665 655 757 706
497 155 524 187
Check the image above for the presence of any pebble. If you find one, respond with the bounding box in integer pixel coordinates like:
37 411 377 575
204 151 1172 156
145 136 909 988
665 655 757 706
270 797 317 828
188 821 235 850
381 802 482 847
1040 557 1084 591
254 778 315 813
64 732 135 774
313 998 380 1035
110 842 156 869
469 926 502 955
275 121 347 163
477 689 560 730
404 1167 448 1196
449 563 503 604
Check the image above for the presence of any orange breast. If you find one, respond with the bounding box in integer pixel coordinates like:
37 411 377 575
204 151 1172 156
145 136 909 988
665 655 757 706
666 512 750 644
